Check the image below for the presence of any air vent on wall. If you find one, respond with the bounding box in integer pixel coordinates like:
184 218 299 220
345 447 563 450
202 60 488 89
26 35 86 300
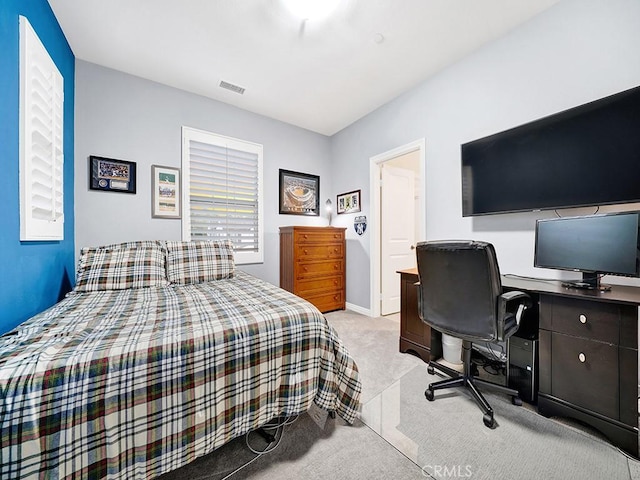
219 80 246 95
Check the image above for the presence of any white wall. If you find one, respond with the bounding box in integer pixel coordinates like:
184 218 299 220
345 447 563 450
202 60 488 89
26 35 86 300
75 61 332 286
331 0 640 310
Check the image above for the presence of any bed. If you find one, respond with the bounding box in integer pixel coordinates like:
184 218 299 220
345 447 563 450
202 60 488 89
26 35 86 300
0 240 361 479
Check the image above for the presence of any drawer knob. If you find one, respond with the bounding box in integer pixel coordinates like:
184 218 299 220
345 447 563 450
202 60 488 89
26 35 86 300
334 264 338 269
304 234 308 239
579 314 587 324
304 249 308 254
578 352 586 363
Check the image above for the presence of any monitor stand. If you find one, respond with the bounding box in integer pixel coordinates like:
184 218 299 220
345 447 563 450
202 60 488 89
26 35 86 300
561 272 611 292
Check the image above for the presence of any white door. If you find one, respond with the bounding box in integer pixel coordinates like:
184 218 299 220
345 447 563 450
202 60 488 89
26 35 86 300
381 165 416 315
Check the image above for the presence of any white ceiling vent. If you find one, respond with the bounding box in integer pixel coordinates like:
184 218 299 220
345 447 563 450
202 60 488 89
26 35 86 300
219 80 245 95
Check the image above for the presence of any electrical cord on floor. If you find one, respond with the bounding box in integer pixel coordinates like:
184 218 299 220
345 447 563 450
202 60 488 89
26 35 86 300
220 415 299 480
472 342 507 376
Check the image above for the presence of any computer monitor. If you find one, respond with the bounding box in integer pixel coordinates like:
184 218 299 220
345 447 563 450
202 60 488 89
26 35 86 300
534 212 640 291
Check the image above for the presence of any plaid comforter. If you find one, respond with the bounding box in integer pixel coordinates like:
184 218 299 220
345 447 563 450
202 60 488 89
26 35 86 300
0 271 361 479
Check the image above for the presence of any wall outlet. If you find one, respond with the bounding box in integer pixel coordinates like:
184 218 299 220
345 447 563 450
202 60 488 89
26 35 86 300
307 403 329 429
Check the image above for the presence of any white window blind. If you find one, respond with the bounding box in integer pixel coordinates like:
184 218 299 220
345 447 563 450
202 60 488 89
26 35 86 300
19 16 64 241
182 127 264 264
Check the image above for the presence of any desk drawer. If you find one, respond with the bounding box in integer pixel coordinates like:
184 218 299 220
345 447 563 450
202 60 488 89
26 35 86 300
551 332 619 419
296 260 343 279
540 295 626 343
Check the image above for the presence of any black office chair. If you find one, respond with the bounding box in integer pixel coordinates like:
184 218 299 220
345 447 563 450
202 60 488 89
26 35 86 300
416 240 532 428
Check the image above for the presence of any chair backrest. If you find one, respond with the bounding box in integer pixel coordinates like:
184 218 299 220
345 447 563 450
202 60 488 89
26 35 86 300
416 240 503 342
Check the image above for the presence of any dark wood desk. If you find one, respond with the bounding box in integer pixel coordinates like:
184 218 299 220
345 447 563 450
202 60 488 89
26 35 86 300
398 268 441 363
502 275 639 458
398 271 639 457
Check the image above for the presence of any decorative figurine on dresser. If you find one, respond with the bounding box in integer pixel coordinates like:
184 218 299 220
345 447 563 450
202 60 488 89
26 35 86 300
279 226 346 313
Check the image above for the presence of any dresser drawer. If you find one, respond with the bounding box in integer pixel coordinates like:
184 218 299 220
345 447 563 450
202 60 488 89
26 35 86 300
551 332 619 419
303 290 345 313
540 295 626 343
296 260 343 279
296 244 344 260
296 275 343 295
294 230 344 245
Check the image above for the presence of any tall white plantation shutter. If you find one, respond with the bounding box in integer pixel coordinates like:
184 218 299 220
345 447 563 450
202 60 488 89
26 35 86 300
182 127 264 264
19 16 64 241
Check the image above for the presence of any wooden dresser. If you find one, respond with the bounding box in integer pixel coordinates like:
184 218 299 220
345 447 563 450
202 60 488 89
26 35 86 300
279 226 346 313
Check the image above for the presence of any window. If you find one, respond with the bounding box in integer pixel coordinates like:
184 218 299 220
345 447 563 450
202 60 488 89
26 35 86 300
182 127 263 264
19 16 64 241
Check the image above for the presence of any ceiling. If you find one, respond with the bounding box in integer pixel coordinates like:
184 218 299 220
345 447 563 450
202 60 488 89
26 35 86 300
47 0 561 136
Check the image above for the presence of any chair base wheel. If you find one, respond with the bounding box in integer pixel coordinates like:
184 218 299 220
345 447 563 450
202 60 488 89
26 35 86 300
483 413 495 428
427 365 435 375
512 396 522 406
425 387 435 401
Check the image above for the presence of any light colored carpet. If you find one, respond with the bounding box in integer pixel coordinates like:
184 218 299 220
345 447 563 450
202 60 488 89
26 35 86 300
159 309 640 480
363 364 635 479
159 414 422 480
326 311 424 404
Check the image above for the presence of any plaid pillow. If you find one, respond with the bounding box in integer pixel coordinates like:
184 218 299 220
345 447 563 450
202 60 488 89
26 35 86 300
75 241 169 292
165 240 235 284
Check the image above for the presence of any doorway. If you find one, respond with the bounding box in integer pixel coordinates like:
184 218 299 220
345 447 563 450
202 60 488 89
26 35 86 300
370 139 426 318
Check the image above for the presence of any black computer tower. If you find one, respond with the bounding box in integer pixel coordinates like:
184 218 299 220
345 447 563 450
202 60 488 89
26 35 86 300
508 335 538 403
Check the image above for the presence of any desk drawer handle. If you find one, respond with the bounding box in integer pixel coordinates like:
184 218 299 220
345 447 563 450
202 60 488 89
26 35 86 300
579 314 587 324
578 352 586 363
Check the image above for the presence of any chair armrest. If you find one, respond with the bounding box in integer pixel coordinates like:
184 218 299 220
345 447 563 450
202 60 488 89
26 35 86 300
497 290 533 340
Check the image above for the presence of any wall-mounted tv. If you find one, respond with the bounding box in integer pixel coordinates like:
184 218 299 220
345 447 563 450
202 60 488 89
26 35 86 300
461 85 640 217
534 211 640 291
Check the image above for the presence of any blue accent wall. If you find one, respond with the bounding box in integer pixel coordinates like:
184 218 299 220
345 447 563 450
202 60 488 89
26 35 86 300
0 0 74 333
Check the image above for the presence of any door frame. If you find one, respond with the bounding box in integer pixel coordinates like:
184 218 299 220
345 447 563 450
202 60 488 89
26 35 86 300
369 138 426 318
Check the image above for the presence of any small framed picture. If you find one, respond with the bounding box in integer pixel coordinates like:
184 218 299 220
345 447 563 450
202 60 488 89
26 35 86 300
279 169 320 216
151 165 181 219
89 155 136 194
337 189 361 214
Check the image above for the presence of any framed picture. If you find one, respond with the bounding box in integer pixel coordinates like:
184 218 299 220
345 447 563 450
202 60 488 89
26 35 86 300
151 165 181 219
279 169 320 216
89 155 136 194
337 189 361 214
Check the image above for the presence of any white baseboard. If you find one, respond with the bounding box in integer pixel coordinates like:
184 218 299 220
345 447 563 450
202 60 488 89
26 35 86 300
345 302 372 317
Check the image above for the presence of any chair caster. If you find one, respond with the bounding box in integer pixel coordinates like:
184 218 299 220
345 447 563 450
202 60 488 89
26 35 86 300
427 365 435 375
425 387 435 401
512 396 522 406
483 413 495 428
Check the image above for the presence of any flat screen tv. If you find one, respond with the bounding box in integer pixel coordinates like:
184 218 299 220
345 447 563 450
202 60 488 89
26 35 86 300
461 84 640 217
534 211 640 291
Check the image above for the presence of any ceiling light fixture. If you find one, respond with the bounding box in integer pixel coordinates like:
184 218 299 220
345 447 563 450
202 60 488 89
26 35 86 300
282 0 342 21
